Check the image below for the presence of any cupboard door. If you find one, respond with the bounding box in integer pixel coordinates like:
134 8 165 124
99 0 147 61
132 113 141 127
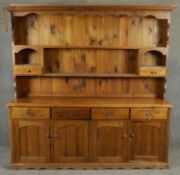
130 121 168 162
92 121 128 163
13 119 50 163
53 120 89 163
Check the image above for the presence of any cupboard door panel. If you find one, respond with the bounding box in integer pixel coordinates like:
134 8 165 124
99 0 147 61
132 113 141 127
13 120 50 163
92 121 128 163
130 121 168 162
53 120 89 163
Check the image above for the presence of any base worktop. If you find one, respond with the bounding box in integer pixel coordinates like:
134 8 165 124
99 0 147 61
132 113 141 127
8 97 173 108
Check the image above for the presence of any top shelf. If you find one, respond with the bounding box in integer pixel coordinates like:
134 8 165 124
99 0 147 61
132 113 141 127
13 45 168 52
11 14 169 47
7 5 176 12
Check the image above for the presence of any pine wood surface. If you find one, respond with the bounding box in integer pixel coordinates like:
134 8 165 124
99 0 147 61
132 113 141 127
6 5 175 169
8 97 172 108
10 162 169 169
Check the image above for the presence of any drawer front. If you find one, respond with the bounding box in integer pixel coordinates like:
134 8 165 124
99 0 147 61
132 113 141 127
131 108 168 120
139 67 166 77
11 107 50 119
52 108 90 120
15 66 42 75
92 108 129 120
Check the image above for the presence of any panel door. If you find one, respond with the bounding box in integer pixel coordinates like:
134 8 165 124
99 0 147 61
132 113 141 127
52 120 89 163
92 120 129 163
130 121 168 162
13 119 50 163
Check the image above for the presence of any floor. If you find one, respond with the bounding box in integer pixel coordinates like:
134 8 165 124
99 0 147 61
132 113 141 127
0 146 179 175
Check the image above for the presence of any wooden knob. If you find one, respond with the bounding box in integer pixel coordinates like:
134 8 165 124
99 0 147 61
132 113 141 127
146 112 152 120
26 109 35 117
123 134 128 138
45 134 51 139
129 133 135 140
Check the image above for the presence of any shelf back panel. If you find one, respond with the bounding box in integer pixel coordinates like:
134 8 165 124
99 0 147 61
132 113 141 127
13 14 168 47
44 48 138 74
16 77 164 98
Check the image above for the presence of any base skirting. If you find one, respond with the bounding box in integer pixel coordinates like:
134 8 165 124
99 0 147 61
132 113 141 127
10 162 169 170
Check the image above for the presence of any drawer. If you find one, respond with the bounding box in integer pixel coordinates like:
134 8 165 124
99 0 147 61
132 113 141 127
15 66 42 75
139 67 166 77
131 108 168 120
92 108 129 120
52 108 90 120
11 107 50 119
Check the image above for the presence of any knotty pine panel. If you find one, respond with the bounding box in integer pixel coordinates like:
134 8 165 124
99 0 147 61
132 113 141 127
44 49 138 74
16 77 165 98
13 15 168 47
26 14 40 45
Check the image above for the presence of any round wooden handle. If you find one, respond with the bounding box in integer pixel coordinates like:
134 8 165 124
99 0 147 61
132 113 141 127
129 133 135 140
123 134 128 138
45 134 51 139
26 109 35 117
146 112 152 120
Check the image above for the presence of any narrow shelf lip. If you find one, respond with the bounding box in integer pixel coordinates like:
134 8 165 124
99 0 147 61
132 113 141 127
14 73 166 78
140 66 166 68
13 45 168 50
15 64 41 66
42 73 139 77
6 4 176 11
14 45 139 50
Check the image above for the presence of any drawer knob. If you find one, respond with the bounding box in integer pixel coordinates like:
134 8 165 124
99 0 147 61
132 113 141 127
146 112 152 120
123 134 128 139
26 109 35 117
45 134 51 139
129 133 135 140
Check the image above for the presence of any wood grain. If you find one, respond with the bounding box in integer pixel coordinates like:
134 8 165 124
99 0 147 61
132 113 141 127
7 5 174 169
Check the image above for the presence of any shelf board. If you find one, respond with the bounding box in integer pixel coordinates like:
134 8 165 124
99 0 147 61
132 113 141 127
41 73 139 77
14 72 166 77
14 45 139 50
15 64 41 66
13 45 168 50
140 66 166 68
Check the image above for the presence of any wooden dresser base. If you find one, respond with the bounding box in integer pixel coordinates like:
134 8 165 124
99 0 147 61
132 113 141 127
10 162 169 170
8 97 171 170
